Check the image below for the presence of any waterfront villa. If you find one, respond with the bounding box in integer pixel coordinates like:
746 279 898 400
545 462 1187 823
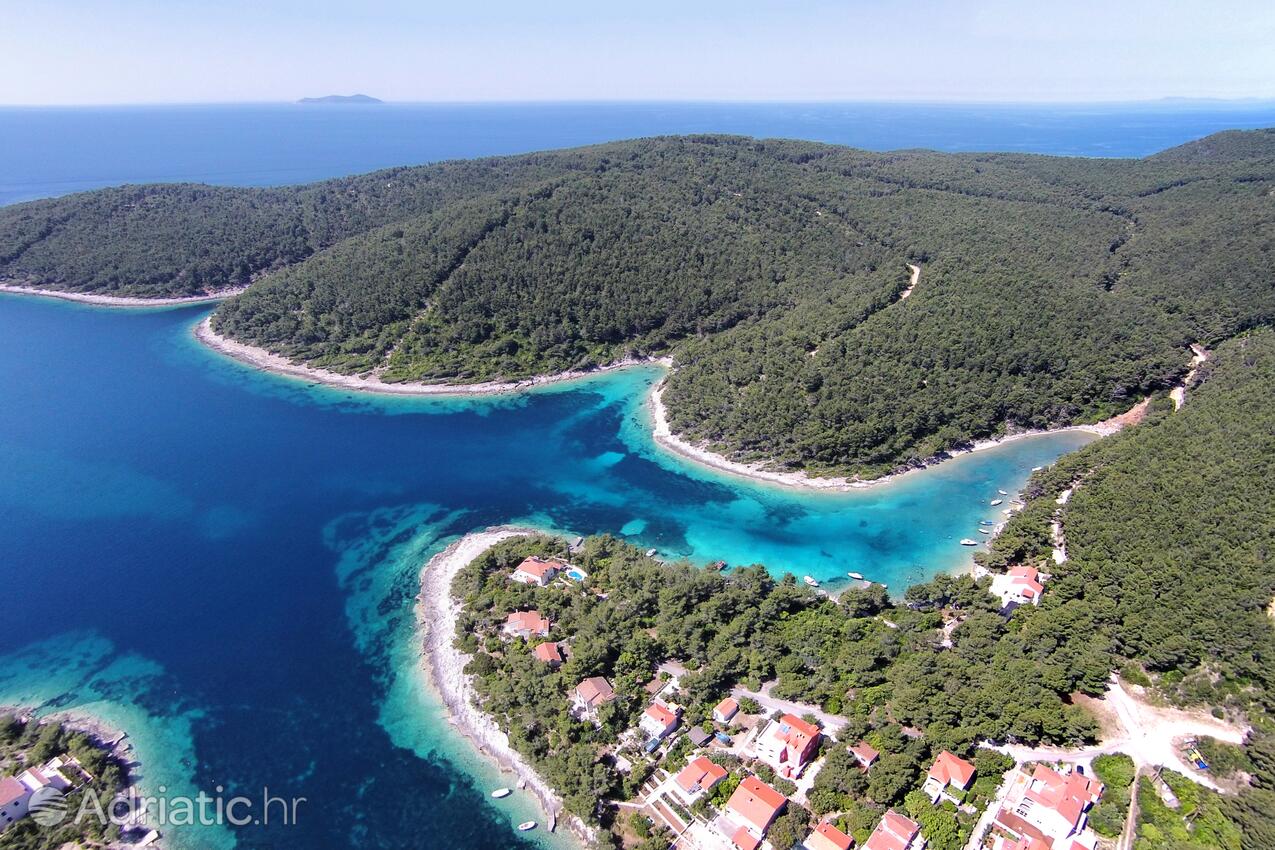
503 609 551 639
923 750 976 802
804 820 855 850
672 756 728 804
863 810 925 850
640 701 682 741
1 755 86 832
722 775 787 849
990 566 1046 608
849 740 880 770
992 764 1104 850
755 713 822 779
713 697 740 724
571 676 617 722
532 641 565 666
510 556 562 586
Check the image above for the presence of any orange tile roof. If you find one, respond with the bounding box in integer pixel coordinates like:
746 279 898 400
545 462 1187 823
850 741 880 765
863 811 920 850
726 775 787 834
513 556 559 580
644 702 679 728
504 610 550 635
928 750 976 789
0 776 26 807
533 642 564 663
714 697 739 718
674 756 728 794
806 821 854 850
731 826 761 850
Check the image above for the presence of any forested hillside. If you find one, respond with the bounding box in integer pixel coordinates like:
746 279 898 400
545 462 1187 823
3 132 1273 476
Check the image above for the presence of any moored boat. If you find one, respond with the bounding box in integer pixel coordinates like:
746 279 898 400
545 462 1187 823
803 575 819 587
998 489 1008 495
978 528 991 534
491 788 511 799
960 538 978 546
847 571 864 580
990 499 1003 506
518 821 537 832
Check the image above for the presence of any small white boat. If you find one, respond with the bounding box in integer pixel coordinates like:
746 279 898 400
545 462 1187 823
847 571 864 580
990 499 1003 506
960 538 978 546
803 576 819 588
1031 466 1044 472
978 528 991 534
518 822 537 832
998 489 1008 495
491 788 511 799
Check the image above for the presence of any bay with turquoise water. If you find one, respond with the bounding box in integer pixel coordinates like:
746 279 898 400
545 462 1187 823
2 101 1267 849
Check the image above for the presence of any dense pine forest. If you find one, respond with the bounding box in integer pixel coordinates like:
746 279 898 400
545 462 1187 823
2 130 1272 476
450 330 1275 848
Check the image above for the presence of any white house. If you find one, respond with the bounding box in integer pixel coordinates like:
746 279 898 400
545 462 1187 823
993 764 1104 850
1 755 83 832
639 702 681 741
990 566 1046 608
510 556 562 586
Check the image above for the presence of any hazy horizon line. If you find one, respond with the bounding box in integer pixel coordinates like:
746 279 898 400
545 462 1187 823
4 95 1275 110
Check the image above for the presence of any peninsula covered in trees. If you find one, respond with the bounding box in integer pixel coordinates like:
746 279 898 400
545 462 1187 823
1 130 1272 478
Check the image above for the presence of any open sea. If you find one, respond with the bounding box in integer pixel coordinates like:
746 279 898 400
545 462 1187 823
1 102 1271 849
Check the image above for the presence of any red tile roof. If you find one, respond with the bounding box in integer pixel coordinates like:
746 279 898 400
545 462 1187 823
504 610 550 636
731 826 761 850
1023 764 1103 828
807 821 855 850
0 776 27 807
513 556 560 580
850 741 880 765
714 697 739 719
674 756 728 794
726 775 787 835
644 702 680 729
533 642 564 663
574 676 616 707
929 750 976 789
864 811 920 850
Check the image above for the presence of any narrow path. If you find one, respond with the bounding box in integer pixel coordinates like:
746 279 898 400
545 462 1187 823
1170 344 1211 410
898 263 920 300
729 681 847 732
1117 765 1143 850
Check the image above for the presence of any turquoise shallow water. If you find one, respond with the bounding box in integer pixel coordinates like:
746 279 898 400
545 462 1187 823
0 296 1095 848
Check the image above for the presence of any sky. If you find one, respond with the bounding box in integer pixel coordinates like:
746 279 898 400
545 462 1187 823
2 0 1273 105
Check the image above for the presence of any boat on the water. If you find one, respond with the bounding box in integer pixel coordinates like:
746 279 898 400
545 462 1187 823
978 528 991 534
979 520 995 526
990 499 1003 506
847 571 864 580
803 576 819 588
1031 466 1044 472
491 788 511 799
998 489 1008 495
518 822 537 832
960 538 978 546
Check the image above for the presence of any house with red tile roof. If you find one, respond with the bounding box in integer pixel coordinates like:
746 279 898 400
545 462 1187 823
863 811 925 850
640 701 682 741
570 676 616 722
993 764 1104 850
755 713 822 778
722 775 787 847
532 641 565 665
502 609 550 639
923 750 976 801
850 741 880 769
990 566 1046 608
510 556 562 586
713 697 740 724
672 756 728 803
1 755 81 833
805 820 855 850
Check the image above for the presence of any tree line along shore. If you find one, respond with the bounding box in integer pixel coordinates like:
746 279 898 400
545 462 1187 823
416 328 1275 850
2 129 1273 480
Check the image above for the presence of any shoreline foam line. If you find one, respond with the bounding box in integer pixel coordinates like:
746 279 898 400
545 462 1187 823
414 525 596 848
0 283 246 307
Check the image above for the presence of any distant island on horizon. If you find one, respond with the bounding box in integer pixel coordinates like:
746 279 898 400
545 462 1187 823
297 94 383 104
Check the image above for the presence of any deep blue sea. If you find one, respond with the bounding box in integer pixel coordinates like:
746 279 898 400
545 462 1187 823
0 102 1269 849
